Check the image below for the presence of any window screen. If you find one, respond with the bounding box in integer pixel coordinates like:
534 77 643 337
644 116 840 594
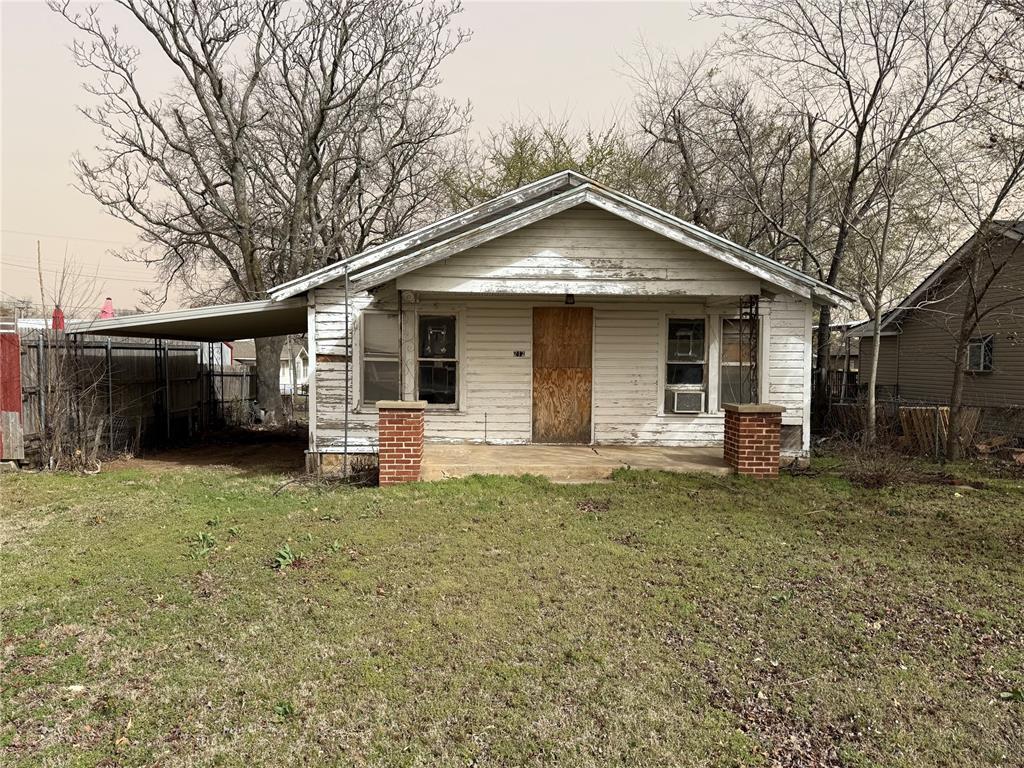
966 336 993 372
664 318 706 412
361 313 400 405
721 318 756 405
418 315 458 405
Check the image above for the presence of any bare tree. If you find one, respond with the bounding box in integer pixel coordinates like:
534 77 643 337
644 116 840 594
844 149 951 444
695 0 1010 424
628 47 842 267
52 0 468 422
32 245 110 471
629 50 735 233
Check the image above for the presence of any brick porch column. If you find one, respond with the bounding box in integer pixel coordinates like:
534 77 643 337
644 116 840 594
377 400 426 486
723 403 785 478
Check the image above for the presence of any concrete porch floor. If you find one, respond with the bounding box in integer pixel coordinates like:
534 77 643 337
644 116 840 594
421 444 732 482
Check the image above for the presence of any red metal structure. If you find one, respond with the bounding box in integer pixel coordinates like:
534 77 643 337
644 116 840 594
0 331 24 460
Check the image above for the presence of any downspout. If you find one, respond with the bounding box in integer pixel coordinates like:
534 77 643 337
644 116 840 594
895 331 901 400
343 264 350 477
398 289 404 398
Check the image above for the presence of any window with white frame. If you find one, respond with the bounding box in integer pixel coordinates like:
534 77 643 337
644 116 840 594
966 335 993 373
721 318 756 405
664 318 706 413
360 312 400 405
417 314 458 405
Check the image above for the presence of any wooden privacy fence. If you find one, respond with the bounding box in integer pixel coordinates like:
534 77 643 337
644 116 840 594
16 331 255 465
898 406 981 458
828 401 982 458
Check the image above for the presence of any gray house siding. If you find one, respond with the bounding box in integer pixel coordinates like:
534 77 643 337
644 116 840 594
864 236 1024 408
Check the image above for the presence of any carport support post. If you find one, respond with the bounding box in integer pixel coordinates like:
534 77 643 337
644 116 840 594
163 340 171 440
106 339 113 452
376 400 426 485
36 335 46 434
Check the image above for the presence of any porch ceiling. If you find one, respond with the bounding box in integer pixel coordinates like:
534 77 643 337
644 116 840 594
67 298 308 342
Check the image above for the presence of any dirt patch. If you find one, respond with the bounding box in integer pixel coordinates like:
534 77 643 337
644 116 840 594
576 498 612 514
835 449 989 490
104 427 306 475
702 659 849 767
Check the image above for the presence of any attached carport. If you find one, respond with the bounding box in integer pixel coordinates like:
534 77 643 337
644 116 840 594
64 297 311 470
68 297 308 341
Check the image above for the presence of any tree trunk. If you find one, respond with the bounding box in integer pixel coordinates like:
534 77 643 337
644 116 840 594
945 334 970 461
802 115 818 275
812 305 832 429
255 335 286 425
945 250 985 461
865 308 883 445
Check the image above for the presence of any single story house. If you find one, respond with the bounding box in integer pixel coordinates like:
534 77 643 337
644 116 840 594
851 221 1023 414
72 171 852 468
232 338 309 395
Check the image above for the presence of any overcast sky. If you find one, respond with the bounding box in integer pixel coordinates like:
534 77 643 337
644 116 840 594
0 0 720 312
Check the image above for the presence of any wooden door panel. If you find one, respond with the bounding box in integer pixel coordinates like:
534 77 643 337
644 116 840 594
533 307 593 368
532 307 593 443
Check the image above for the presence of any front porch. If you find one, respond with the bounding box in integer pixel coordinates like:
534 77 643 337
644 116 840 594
420 443 732 482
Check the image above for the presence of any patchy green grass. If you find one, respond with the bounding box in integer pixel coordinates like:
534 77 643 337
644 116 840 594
2 460 1022 767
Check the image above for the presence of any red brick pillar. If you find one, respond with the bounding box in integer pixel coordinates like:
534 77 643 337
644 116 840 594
723 404 784 478
377 400 426 486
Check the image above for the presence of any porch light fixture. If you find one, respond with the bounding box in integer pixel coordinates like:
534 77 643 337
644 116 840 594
565 293 575 305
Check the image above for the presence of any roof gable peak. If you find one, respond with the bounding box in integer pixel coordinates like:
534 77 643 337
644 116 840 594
270 173 853 307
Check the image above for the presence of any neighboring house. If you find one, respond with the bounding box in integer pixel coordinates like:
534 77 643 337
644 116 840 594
814 322 862 401
850 221 1024 410
73 172 853 461
827 324 861 374
232 338 309 394
197 340 234 367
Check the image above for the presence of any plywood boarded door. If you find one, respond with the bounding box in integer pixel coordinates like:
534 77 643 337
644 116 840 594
532 307 593 443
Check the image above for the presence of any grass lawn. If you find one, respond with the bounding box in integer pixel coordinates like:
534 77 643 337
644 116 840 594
2 457 1022 767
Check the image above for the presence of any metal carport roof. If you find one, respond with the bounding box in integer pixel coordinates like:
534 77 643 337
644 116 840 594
67 297 307 342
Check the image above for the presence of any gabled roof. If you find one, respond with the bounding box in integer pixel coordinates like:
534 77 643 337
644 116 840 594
849 220 1024 337
271 171 854 307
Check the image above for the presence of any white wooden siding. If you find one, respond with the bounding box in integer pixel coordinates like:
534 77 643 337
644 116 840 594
591 305 725 446
311 292 812 455
396 205 761 297
313 287 373 356
312 286 376 451
766 293 813 450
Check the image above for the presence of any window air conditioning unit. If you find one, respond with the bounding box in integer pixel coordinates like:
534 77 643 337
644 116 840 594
672 390 705 414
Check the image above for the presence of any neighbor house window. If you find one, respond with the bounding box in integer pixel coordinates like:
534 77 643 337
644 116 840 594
966 335 993 372
721 318 756 405
418 315 458 405
664 318 706 413
361 312 400 405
